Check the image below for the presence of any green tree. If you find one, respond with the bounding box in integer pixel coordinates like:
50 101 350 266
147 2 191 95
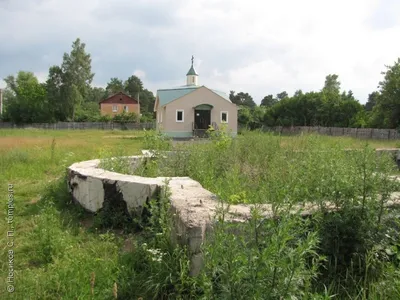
338 95 364 127
106 78 125 95
371 59 400 128
123 75 156 115
237 106 254 127
260 94 277 107
46 65 65 121
271 97 300 126
3 71 49 123
87 86 107 103
124 75 143 96
61 38 94 120
322 74 341 95
229 90 235 102
276 91 289 101
250 106 266 129
65 84 84 121
267 88 364 128
230 91 256 108
293 89 303 97
320 74 343 126
138 88 156 114
0 89 15 121
365 91 379 112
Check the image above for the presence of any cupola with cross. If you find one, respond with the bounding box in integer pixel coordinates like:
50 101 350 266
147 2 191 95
186 55 198 86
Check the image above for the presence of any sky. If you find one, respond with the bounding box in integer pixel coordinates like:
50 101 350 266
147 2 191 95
1 0 400 104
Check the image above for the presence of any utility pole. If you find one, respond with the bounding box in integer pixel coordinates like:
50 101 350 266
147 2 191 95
0 88 3 117
136 91 141 123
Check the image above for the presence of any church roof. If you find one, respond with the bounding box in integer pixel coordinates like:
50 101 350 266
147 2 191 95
157 86 200 107
186 64 198 76
157 85 231 107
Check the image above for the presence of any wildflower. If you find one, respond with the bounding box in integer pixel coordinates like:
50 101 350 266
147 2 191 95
146 248 165 262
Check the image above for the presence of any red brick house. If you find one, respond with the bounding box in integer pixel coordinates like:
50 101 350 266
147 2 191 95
99 92 140 116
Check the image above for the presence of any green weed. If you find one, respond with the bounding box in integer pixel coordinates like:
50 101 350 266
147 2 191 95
1 128 400 299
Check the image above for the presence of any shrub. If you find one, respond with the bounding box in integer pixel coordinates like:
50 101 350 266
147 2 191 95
200 209 322 299
142 129 172 151
112 112 138 123
116 181 200 299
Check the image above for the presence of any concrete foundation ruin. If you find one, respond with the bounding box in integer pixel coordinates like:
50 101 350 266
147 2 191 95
67 149 400 275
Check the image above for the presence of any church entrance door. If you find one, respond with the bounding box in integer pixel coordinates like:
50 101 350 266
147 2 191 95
193 104 212 137
194 109 211 130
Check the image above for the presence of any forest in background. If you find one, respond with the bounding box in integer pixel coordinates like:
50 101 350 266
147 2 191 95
231 68 400 130
1 38 155 124
1 38 400 129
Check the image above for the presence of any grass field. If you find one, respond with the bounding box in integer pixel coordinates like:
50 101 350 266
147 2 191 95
0 129 399 299
0 129 145 299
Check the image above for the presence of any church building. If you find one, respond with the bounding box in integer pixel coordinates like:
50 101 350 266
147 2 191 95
154 57 238 138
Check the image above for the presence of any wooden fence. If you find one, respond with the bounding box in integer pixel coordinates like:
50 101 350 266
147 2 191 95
0 122 156 130
259 126 400 140
1 122 399 140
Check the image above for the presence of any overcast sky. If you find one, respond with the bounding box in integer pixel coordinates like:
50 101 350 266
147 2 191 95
1 0 399 104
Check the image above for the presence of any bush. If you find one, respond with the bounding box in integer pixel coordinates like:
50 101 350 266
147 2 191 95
142 129 172 151
200 210 321 299
140 112 155 123
116 181 200 299
112 112 138 123
97 114 113 122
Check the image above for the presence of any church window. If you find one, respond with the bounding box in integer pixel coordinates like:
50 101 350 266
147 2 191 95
176 110 184 122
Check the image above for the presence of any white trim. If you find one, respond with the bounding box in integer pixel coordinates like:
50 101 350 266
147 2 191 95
221 111 228 123
157 111 163 123
112 105 118 112
176 109 184 122
124 105 129 112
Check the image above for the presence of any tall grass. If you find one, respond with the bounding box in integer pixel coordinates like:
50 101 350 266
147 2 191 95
123 129 400 299
1 129 399 299
0 130 144 299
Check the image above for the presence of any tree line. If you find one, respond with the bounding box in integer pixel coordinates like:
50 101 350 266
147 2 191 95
1 38 156 124
2 38 399 129
231 62 400 130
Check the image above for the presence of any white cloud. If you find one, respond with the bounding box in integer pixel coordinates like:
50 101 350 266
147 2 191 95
34 71 48 83
133 69 146 79
171 0 400 102
1 0 400 103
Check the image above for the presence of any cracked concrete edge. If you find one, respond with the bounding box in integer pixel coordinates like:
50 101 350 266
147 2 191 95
67 153 400 230
67 155 164 214
67 151 400 276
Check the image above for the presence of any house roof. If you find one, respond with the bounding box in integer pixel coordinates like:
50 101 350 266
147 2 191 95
99 92 138 104
156 85 231 107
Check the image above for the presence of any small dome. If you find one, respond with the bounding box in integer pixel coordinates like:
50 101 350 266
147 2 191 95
186 55 198 76
186 65 198 76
